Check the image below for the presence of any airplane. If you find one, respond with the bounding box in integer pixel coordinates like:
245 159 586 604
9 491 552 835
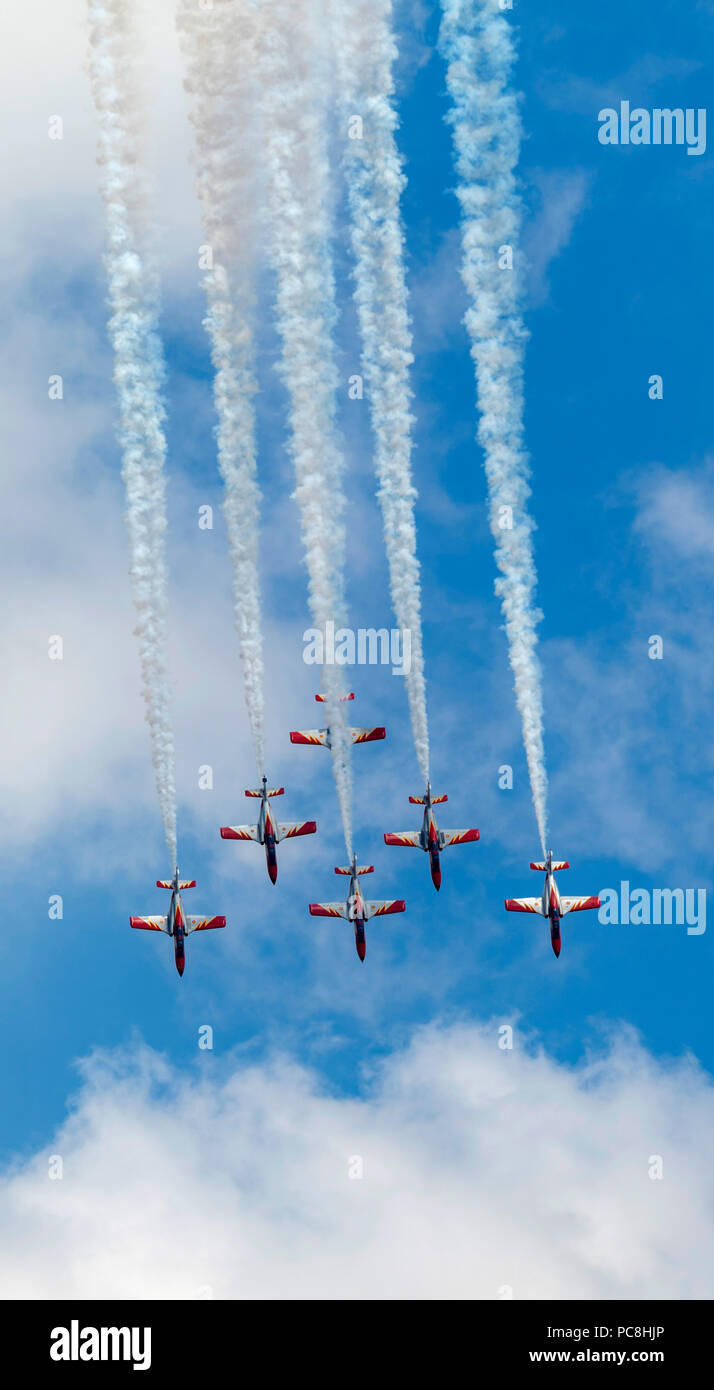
289 692 385 748
504 849 601 957
219 775 317 883
130 867 226 976
309 854 405 961
384 782 480 890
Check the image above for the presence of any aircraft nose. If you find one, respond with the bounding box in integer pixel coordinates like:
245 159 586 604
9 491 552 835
176 957 185 976
356 941 366 962
551 936 561 958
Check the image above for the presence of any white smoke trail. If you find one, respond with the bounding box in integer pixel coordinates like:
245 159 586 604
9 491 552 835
439 0 548 854
255 0 353 855
87 0 177 864
176 0 266 778
329 0 430 788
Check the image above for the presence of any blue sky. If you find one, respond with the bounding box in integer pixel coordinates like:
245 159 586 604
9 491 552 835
1 0 713 1297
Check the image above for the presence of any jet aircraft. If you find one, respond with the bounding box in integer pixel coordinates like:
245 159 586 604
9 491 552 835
309 854 405 961
384 782 480 889
504 850 600 957
130 868 226 976
290 693 385 748
220 775 316 882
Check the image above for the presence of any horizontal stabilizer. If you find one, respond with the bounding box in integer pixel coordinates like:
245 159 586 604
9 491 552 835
278 820 317 840
130 916 169 933
384 831 420 847
409 793 448 804
561 895 601 915
186 915 226 933
350 726 385 744
504 897 543 915
530 860 569 871
442 828 480 847
246 786 284 798
220 825 259 842
156 879 196 890
315 692 354 702
309 902 347 918
335 863 374 875
366 899 406 918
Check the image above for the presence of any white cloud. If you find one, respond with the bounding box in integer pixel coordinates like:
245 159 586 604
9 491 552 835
2 1022 712 1299
633 460 714 563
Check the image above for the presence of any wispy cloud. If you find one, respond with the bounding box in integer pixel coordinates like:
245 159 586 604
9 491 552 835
523 168 592 306
538 53 702 116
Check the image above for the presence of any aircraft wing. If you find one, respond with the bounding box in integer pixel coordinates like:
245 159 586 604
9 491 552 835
130 916 169 933
277 821 317 841
220 825 260 842
309 902 348 918
441 828 480 847
290 728 329 746
560 895 601 915
504 897 543 915
365 899 406 917
384 831 421 847
350 726 386 744
186 915 227 934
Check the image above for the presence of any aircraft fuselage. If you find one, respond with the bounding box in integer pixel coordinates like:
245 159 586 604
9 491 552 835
347 879 368 960
256 791 279 883
416 795 443 890
166 885 187 975
541 869 563 957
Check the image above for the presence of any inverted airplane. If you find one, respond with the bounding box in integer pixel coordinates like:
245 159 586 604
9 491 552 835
130 867 226 976
504 849 600 957
290 692 385 748
309 854 405 961
384 782 480 890
220 775 317 883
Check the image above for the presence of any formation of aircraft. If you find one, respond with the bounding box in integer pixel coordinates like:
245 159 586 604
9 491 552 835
130 709 599 971
384 782 480 890
309 854 405 961
505 850 601 957
130 867 226 976
289 692 385 748
220 775 316 883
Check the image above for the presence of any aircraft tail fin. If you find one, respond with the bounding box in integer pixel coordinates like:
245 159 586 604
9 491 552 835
409 792 448 804
156 879 196 890
245 786 284 798
530 860 569 872
334 864 374 876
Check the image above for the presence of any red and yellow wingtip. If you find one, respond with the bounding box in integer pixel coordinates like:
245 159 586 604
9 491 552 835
446 828 480 845
191 915 227 931
371 899 406 916
290 730 324 745
282 820 317 839
350 726 386 744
